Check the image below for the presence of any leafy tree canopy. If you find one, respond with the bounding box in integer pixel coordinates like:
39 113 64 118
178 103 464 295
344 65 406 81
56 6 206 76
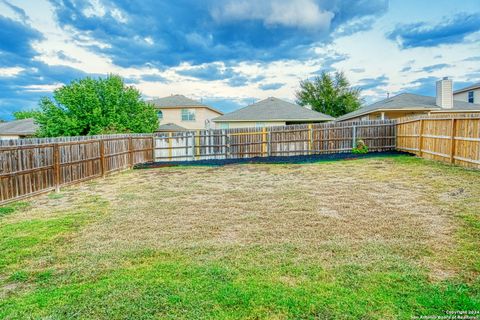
295 71 363 118
35 75 158 137
13 109 42 120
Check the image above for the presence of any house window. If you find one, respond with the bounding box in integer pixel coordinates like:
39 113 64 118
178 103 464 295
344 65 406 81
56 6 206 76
255 122 265 128
219 123 229 129
468 91 474 103
181 109 196 121
156 110 163 120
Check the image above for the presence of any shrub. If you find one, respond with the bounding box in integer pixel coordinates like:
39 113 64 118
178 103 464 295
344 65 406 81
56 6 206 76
352 139 368 154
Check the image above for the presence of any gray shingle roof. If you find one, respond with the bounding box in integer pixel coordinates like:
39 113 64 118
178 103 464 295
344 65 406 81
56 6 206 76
337 93 480 121
454 82 480 94
156 123 187 132
0 118 38 136
148 94 223 114
213 97 335 122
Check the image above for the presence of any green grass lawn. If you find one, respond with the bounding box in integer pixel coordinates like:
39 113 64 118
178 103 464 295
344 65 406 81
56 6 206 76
0 156 479 319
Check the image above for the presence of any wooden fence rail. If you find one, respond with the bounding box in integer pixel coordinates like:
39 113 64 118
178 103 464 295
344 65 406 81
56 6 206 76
0 134 154 205
396 114 480 169
154 120 396 161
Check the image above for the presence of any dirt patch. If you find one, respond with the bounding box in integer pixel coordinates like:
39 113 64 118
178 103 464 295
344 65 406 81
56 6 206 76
439 187 469 202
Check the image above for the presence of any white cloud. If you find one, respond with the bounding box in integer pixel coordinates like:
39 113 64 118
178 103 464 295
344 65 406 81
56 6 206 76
82 0 106 18
0 1 23 21
82 0 127 23
211 0 334 31
23 83 63 92
0 67 24 77
144 36 154 46
111 8 128 23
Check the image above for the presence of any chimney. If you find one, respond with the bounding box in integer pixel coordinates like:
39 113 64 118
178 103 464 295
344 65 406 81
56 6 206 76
436 77 453 109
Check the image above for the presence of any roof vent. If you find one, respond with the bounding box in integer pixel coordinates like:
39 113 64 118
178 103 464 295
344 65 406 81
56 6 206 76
436 77 453 109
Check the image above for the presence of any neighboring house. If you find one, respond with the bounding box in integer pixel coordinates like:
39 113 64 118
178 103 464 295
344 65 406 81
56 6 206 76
454 82 480 104
337 78 480 122
0 118 38 140
212 97 334 129
148 94 223 130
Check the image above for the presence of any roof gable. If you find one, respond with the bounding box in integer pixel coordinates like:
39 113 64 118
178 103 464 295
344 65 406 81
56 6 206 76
148 94 223 114
454 82 480 94
157 123 187 131
0 118 38 135
213 97 334 122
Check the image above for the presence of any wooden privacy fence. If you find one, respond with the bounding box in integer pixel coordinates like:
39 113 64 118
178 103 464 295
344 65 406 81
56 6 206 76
2 115 479 205
396 114 480 168
154 120 396 161
0 134 154 204
0 120 396 205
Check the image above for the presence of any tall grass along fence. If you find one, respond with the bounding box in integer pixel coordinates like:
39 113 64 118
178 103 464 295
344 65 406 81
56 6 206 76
0 134 154 205
154 120 396 161
396 114 480 169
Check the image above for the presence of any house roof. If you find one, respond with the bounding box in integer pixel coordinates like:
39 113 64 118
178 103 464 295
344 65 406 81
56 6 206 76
156 123 187 132
212 97 335 122
336 93 480 121
0 118 38 136
454 82 480 94
148 94 223 115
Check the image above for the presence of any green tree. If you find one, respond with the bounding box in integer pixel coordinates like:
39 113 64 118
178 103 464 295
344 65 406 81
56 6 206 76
13 109 41 120
35 75 158 137
295 71 362 118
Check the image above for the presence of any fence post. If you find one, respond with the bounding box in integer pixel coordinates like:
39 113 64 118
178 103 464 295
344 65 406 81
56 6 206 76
100 139 106 178
449 118 457 164
53 143 60 192
191 132 196 160
151 135 155 162
393 121 397 150
207 130 212 159
267 130 272 157
262 127 267 156
225 130 230 159
195 130 200 160
308 124 313 154
352 125 357 149
128 136 134 168
184 132 188 161
168 132 173 161
418 119 424 157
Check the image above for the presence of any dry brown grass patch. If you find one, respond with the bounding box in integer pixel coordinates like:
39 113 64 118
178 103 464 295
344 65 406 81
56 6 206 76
30 158 466 281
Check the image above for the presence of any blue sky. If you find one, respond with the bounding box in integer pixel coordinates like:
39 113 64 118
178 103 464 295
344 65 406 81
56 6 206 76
0 0 479 119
